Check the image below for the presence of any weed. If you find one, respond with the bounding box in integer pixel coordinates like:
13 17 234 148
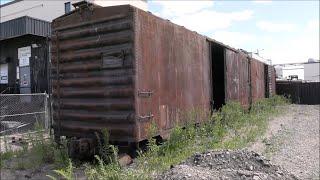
95 128 119 164
50 95 289 180
47 159 74 180
0 151 14 168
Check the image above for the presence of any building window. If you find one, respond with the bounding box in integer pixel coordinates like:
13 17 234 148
65 2 71 14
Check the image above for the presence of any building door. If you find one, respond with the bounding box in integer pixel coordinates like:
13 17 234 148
18 46 31 94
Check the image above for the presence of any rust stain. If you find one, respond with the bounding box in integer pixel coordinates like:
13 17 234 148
225 50 250 108
251 59 266 103
134 9 211 140
51 5 273 144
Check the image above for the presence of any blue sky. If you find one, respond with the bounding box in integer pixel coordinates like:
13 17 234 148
148 0 319 64
1 0 319 64
0 0 11 5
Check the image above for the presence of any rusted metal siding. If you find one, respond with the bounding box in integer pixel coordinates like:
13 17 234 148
51 6 137 142
250 59 266 103
267 65 276 97
134 9 211 141
51 5 273 143
225 50 250 108
271 67 276 95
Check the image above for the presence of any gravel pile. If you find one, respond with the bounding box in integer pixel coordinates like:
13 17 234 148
157 150 297 180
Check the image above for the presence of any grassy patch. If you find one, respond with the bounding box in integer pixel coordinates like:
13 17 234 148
70 95 288 179
2 95 288 179
0 128 69 171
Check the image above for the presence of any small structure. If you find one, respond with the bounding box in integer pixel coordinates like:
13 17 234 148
0 16 50 93
0 0 147 94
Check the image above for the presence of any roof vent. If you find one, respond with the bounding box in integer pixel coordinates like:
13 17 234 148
72 1 94 10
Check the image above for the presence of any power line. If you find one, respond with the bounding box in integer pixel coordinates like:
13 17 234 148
0 4 43 19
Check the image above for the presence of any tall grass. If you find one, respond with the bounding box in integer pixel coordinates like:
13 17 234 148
75 95 289 179
0 124 69 170
2 95 287 179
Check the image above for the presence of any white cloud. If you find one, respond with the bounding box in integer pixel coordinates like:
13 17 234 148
306 20 319 31
257 21 297 32
152 1 253 34
173 10 253 33
153 1 214 17
252 0 272 4
261 20 319 64
211 31 256 49
151 1 318 65
260 32 319 64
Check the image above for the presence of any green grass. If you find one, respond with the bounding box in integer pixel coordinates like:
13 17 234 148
0 126 69 171
2 95 289 180
74 95 289 179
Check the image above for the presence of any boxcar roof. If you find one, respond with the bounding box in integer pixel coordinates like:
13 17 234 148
53 4 253 61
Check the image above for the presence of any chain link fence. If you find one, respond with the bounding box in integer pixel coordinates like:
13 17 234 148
0 93 50 136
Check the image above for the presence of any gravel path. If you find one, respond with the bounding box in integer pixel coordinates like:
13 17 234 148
250 105 320 179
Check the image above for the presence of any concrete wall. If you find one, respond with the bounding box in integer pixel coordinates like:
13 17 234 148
0 0 147 23
304 63 320 82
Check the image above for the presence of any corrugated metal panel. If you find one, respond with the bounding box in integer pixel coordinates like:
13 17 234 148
267 65 276 96
51 4 274 143
0 16 51 41
276 81 320 104
51 5 136 142
225 50 250 108
300 82 320 104
134 8 211 140
238 53 250 108
251 59 266 103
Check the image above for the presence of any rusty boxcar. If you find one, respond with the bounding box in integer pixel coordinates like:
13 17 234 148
51 3 275 153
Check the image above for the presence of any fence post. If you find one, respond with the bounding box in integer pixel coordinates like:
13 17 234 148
44 93 49 129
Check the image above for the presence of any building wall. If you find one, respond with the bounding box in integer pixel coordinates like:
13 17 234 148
282 66 304 80
0 35 48 93
0 0 147 23
275 67 283 79
304 63 320 82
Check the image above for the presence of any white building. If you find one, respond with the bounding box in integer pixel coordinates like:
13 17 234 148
304 62 320 82
0 0 147 23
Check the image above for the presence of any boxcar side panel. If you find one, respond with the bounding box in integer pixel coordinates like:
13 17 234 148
134 9 211 141
225 50 250 107
251 59 266 103
266 65 276 97
238 53 250 108
51 6 138 142
270 66 276 96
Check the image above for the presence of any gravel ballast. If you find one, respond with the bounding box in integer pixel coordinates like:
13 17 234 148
158 105 319 180
250 105 320 179
157 150 297 180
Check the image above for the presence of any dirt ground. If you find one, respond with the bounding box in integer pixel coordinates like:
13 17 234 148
158 105 319 180
249 104 320 179
1 105 319 180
